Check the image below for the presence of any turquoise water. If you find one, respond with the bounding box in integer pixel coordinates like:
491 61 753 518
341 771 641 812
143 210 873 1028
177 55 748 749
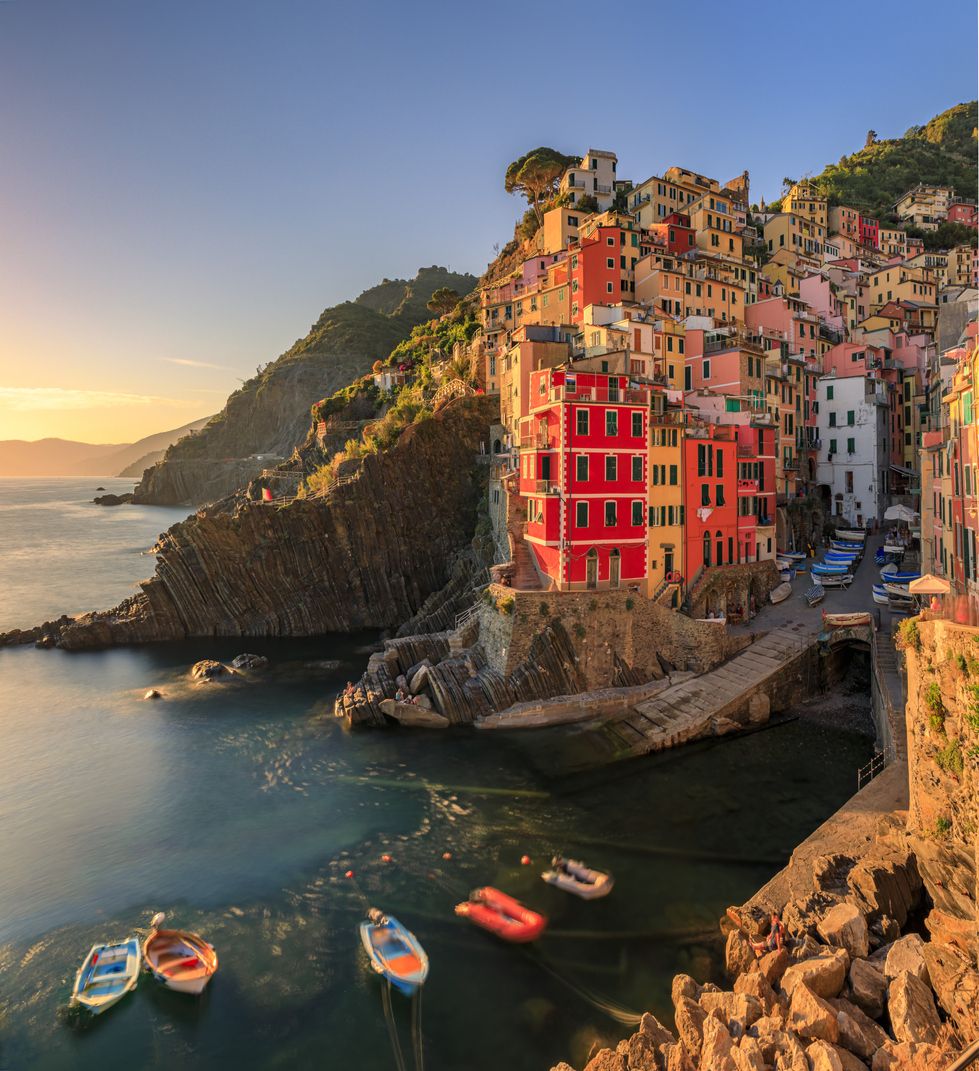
0 478 874 1070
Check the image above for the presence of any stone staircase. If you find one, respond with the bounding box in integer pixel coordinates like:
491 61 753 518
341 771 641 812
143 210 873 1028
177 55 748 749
601 626 816 758
506 494 543 591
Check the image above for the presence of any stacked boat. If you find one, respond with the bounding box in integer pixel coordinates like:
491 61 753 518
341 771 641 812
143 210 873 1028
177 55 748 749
879 562 920 611
775 550 806 581
811 535 862 589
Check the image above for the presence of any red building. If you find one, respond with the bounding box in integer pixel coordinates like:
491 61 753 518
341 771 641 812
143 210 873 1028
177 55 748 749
647 212 696 255
520 364 655 589
947 200 978 228
859 215 879 250
683 425 738 577
569 226 639 323
735 424 777 562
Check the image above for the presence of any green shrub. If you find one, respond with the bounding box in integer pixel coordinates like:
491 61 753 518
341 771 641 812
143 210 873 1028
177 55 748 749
955 653 968 673
539 602 549 617
498 595 514 616
935 815 952 837
929 712 946 734
897 618 920 651
935 739 964 777
573 623 586 639
625 597 635 611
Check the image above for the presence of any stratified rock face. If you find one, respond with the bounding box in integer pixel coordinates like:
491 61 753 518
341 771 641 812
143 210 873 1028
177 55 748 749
58 396 497 648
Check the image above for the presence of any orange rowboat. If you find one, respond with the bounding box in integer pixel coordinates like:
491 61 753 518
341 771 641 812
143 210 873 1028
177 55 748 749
455 887 547 943
142 913 218 995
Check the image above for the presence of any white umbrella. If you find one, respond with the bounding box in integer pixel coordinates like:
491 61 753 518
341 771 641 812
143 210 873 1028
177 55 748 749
884 504 918 523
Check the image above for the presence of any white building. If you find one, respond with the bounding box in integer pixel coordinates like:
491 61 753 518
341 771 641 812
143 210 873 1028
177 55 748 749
815 374 889 527
560 150 619 212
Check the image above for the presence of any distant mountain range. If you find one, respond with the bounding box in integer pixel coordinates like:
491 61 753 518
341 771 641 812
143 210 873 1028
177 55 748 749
0 417 212 478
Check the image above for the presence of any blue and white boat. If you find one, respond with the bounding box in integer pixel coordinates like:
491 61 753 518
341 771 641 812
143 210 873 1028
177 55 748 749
360 909 429 996
780 551 807 563
872 584 889 605
812 563 851 576
825 551 859 562
71 938 141 1014
812 571 853 588
880 567 920 584
831 540 863 552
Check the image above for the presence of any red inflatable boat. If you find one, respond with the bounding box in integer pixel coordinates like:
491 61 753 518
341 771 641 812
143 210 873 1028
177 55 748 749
454 887 547 943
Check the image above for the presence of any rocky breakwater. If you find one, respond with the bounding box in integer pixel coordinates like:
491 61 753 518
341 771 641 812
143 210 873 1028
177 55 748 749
4 395 497 649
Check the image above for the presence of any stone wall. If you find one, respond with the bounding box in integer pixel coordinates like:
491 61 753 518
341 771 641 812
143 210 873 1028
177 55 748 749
480 586 754 689
686 560 781 620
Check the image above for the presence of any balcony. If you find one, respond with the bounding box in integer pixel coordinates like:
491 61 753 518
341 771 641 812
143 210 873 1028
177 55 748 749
737 478 759 493
519 431 554 450
547 385 650 405
533 481 561 495
737 445 754 457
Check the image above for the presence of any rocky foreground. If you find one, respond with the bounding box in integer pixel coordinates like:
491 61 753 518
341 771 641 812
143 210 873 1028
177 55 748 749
553 811 975 1071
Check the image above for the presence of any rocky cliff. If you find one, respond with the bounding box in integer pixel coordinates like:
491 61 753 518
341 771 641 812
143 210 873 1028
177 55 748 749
133 266 477 506
49 395 497 648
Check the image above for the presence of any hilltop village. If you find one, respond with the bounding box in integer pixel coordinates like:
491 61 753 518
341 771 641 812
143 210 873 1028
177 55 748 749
472 152 977 606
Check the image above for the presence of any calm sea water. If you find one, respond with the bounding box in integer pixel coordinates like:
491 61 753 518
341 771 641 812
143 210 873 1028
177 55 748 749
0 478 874 1070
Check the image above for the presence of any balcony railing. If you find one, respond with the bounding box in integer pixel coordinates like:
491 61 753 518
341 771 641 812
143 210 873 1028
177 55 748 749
533 480 561 495
737 478 759 493
547 385 650 405
519 432 554 449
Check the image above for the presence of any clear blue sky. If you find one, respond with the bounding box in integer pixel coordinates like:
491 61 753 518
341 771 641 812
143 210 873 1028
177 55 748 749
1 0 976 441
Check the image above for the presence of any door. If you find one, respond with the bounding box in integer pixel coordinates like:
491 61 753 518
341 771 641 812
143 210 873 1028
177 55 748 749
664 548 674 579
609 549 621 589
586 550 598 589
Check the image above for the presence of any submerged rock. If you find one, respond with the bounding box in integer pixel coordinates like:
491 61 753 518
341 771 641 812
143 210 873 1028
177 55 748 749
190 659 232 682
93 492 134 506
143 689 162 700
231 653 269 670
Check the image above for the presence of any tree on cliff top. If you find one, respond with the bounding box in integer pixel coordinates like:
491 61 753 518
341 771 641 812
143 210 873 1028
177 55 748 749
505 147 578 224
426 287 460 317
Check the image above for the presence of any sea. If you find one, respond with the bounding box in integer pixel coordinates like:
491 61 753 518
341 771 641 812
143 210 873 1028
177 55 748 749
0 477 874 1070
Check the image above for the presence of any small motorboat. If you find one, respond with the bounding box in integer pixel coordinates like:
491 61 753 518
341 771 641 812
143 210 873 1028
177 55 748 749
359 909 429 996
813 572 853 588
884 581 917 598
830 540 863 552
143 913 218 995
455 888 547 943
825 552 859 563
835 528 867 542
541 857 613 900
780 551 807 563
822 611 873 628
872 584 890 605
812 563 850 576
881 570 920 585
71 938 141 1014
769 582 792 605
779 569 793 583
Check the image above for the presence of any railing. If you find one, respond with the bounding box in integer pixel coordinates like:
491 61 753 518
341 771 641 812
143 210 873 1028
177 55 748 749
547 385 650 405
857 743 896 790
737 478 759 492
533 480 561 495
519 432 553 449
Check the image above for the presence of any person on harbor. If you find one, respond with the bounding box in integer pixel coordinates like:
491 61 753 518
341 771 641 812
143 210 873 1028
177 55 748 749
750 910 787 957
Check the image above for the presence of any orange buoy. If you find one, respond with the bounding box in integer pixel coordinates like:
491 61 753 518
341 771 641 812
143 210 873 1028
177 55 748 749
442 851 452 860
345 869 354 879
381 854 392 863
520 854 531 866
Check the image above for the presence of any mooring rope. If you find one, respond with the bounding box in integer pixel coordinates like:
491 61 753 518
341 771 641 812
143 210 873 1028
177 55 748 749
410 987 425 1071
522 947 643 1026
381 978 408 1071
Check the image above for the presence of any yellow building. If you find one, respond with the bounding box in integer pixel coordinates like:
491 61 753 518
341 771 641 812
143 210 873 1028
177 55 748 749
949 245 978 287
867 264 936 312
540 207 582 255
894 184 954 230
828 205 860 242
784 181 828 231
687 189 744 261
647 403 685 599
764 213 825 259
877 227 908 258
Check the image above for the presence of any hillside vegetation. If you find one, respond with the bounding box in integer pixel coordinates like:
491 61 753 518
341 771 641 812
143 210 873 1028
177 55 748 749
776 102 977 239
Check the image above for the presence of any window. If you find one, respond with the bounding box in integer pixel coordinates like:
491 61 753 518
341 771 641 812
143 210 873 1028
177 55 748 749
605 410 618 436
703 360 711 379
576 409 589 435
669 464 677 485
606 258 614 269
606 283 614 294
605 455 617 481
631 412 643 437
826 385 834 400
631 501 643 526
847 410 855 426
576 455 588 482
716 485 725 507
575 502 588 527
701 484 710 506
632 456 642 482
604 501 617 526
716 450 723 478
829 438 837 454
829 412 837 427
847 437 855 454
697 444 706 476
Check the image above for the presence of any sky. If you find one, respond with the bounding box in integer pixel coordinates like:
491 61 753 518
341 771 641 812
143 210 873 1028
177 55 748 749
1 1 976 444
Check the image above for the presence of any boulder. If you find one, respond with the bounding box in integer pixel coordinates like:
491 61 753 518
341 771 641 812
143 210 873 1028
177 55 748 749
190 659 231 682
882 935 929 985
674 995 707 1059
671 973 700 1007
726 927 757 978
772 1031 810 1071
734 970 778 1014
829 997 889 1060
788 982 840 1044
700 990 764 1030
887 971 941 1045
661 1043 696 1071
143 689 162 700
700 1015 737 1071
409 660 432 693
615 1012 675 1070
781 948 850 999
732 1035 767 1071
920 938 979 1035
758 948 791 986
93 492 134 505
231 653 269 670
923 905 976 954
832 1045 871 1071
847 958 888 1020
806 1039 845 1071
550 1065 576 1071
818 903 870 960
583 1050 627 1071
870 1040 945 1070
847 852 921 929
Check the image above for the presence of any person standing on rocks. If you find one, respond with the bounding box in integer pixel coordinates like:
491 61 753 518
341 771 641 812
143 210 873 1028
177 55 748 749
751 910 786 957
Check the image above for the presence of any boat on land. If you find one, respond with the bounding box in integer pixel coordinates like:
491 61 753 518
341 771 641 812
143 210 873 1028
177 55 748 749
812 563 850 576
881 571 920 585
71 938 141 1014
804 585 825 607
822 611 873 628
825 552 859 563
830 540 863 552
455 888 547 943
769 582 792 605
143 913 218 995
359 909 429 996
541 857 614 900
812 572 853 588
779 551 807 563
883 542 908 555
872 584 890 605
885 581 919 598
835 529 867 542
